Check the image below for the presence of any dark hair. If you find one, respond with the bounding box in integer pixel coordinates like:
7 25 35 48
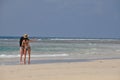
19 36 24 47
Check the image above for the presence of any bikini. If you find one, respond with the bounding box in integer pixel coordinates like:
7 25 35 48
22 39 31 50
25 46 31 50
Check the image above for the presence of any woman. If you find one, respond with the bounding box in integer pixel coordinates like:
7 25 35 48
21 34 31 64
19 36 24 64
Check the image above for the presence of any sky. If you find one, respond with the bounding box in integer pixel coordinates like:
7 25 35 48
0 0 120 38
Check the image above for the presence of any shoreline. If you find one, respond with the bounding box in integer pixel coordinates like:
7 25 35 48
0 59 120 80
0 57 120 65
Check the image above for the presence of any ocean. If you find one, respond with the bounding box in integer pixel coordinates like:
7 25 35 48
0 36 120 65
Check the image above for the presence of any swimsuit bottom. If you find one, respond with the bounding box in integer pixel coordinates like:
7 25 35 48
25 46 31 50
21 46 31 50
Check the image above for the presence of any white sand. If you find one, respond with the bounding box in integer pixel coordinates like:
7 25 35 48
0 59 120 80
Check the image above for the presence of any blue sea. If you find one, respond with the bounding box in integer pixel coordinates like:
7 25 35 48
0 36 120 65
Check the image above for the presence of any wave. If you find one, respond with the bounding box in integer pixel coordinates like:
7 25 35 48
0 54 69 58
48 38 120 41
0 36 119 41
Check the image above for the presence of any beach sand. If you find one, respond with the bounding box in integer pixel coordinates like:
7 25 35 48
0 59 120 80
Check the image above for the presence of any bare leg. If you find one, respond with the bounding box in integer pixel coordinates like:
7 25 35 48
24 49 27 64
20 47 24 64
28 49 31 64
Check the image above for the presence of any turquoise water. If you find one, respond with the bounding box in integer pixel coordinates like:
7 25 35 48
0 37 120 65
